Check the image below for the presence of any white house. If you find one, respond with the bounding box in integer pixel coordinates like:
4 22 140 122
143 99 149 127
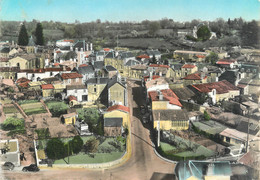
66 85 88 102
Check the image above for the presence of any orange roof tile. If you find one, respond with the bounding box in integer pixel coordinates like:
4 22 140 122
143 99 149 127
137 54 150 59
144 75 161 81
103 48 110 52
216 59 236 65
182 64 196 68
41 84 54 90
196 55 205 58
149 89 182 107
56 51 61 53
79 64 88 67
183 73 207 80
17 77 30 84
68 95 77 101
192 80 239 94
149 64 170 68
61 73 83 79
107 105 130 113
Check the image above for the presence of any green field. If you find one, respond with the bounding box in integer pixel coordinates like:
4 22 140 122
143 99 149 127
54 152 124 164
20 102 47 116
45 101 68 109
3 105 18 114
18 99 39 105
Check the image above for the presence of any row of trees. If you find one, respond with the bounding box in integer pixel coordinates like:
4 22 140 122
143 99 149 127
18 23 44 46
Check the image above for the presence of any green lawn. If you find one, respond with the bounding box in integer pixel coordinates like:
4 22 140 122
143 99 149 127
18 99 39 105
19 102 47 116
54 152 124 164
38 136 126 164
45 101 68 109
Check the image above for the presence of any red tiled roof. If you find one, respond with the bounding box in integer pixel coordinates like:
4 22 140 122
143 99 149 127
182 64 196 68
183 73 207 80
61 73 83 79
149 89 182 107
196 55 205 58
216 59 236 65
63 39 74 42
137 54 150 59
68 95 77 101
192 80 239 94
79 64 88 67
56 51 61 53
85 55 89 58
18 81 30 88
107 105 130 113
144 75 161 82
41 84 54 90
149 64 169 68
237 84 247 88
17 77 30 84
54 63 60 66
45 67 71 72
103 48 110 52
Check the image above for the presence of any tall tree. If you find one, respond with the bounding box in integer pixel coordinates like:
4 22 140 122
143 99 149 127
46 138 65 159
197 25 211 41
148 22 161 36
240 20 259 48
18 24 29 46
35 23 44 45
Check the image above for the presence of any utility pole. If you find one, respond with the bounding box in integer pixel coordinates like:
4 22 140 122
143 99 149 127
246 114 250 152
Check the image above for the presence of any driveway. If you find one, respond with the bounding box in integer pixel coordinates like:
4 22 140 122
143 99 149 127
2 80 175 180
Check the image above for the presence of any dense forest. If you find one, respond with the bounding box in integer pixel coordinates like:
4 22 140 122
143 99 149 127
0 18 259 50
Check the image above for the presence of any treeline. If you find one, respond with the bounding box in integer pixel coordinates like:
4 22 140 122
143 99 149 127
0 17 259 48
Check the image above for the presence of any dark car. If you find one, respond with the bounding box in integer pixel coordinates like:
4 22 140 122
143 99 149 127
22 164 40 172
2 162 15 171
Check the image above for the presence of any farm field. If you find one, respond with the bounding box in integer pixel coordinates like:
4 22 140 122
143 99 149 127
20 101 47 116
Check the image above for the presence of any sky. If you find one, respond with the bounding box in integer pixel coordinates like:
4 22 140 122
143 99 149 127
0 0 259 23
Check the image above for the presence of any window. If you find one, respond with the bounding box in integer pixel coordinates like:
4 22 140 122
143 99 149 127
75 89 77 93
94 88 96 93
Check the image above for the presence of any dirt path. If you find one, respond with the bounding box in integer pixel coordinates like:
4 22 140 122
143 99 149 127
3 80 175 180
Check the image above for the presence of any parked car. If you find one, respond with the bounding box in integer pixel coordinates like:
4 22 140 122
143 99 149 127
1 162 15 171
22 164 40 172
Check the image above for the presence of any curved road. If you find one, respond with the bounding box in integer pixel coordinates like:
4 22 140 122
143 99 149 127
3 80 175 180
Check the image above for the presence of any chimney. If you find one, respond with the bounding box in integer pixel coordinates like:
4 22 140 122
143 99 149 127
80 48 83 52
158 90 163 101
70 46 73 51
149 71 153 81
86 43 89 51
75 48 78 52
90 43 93 51
201 72 205 80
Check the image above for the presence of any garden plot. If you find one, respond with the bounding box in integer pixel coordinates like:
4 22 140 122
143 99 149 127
160 132 215 160
37 136 126 164
2 105 23 119
20 102 47 116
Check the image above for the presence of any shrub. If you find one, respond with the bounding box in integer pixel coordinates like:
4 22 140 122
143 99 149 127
35 128 50 140
46 138 65 160
83 137 99 154
2 117 24 131
71 136 83 154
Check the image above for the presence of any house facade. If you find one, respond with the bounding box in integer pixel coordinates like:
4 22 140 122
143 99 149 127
41 84 54 97
104 117 123 137
104 105 130 127
152 109 189 131
66 85 88 102
61 112 77 125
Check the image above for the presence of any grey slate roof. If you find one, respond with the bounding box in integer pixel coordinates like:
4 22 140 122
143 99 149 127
219 70 238 85
152 109 188 121
172 87 195 100
105 51 115 58
94 61 104 70
104 65 117 72
86 77 109 85
96 51 106 56
119 52 134 59
73 40 85 51
104 117 122 127
78 65 95 74
107 76 126 89
125 59 140 66
28 36 35 46
60 46 71 51
146 50 161 56
0 47 10 53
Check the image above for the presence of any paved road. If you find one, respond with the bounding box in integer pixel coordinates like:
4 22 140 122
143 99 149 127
2 80 175 180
